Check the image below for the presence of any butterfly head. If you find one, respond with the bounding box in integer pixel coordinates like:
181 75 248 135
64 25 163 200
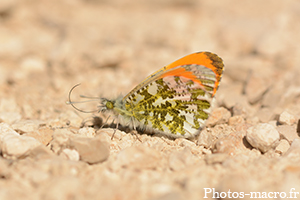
99 98 115 112
67 84 119 114
98 97 125 114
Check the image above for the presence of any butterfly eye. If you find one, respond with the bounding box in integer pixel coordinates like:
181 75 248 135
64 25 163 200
106 101 115 109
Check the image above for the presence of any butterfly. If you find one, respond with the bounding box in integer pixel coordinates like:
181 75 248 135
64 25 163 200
69 52 224 139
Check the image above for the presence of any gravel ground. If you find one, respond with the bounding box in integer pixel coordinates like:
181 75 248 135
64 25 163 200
0 0 300 200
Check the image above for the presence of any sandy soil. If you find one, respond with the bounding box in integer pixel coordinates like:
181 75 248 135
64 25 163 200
0 0 300 199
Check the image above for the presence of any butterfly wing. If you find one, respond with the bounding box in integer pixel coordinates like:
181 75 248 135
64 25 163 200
122 52 224 138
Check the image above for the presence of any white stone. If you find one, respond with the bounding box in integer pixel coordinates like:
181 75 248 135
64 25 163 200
246 123 280 153
1 134 41 159
61 149 80 161
0 122 19 140
1 121 41 159
275 139 290 154
284 138 300 158
11 120 45 133
278 111 297 125
197 129 213 148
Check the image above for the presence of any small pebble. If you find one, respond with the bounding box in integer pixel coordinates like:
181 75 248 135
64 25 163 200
67 136 110 164
206 107 231 126
246 123 280 153
197 129 214 148
277 125 299 143
228 115 245 126
61 149 80 161
275 139 290 154
1 134 42 159
214 132 248 155
284 138 300 158
278 111 297 125
0 122 19 139
11 120 45 133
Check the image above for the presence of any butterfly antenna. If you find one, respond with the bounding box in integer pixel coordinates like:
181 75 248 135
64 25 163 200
67 83 100 113
79 95 102 99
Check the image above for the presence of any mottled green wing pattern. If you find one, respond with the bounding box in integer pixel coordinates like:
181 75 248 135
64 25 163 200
120 52 224 138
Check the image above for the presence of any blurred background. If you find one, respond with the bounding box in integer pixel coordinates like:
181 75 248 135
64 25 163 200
1 0 300 122
1 1 300 199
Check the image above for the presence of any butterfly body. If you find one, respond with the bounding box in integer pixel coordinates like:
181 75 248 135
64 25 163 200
98 51 224 138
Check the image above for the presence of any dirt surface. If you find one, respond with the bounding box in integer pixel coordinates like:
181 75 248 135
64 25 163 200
1 0 300 199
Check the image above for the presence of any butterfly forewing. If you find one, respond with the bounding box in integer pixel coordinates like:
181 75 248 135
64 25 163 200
122 52 224 138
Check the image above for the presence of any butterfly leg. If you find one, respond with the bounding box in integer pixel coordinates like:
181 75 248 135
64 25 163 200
111 116 118 140
131 117 142 142
100 115 110 129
